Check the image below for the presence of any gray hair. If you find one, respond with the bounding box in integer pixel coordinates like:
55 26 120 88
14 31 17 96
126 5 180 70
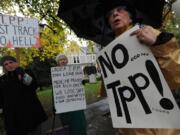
55 54 68 63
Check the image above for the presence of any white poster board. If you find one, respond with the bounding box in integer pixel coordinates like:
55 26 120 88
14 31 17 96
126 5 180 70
89 74 96 83
0 14 39 48
97 25 180 128
51 64 86 114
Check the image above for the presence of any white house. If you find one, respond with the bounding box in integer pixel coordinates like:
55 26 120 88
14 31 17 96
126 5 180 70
66 45 100 65
67 54 97 64
65 45 101 83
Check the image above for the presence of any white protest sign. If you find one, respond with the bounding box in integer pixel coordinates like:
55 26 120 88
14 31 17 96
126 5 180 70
51 64 86 114
0 14 40 48
89 74 96 83
97 25 180 128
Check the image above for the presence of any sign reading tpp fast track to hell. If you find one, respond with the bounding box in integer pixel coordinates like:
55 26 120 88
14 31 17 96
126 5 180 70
0 14 40 48
97 25 180 128
51 64 86 114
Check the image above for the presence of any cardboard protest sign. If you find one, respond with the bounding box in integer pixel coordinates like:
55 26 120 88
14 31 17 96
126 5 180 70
0 14 40 48
51 64 86 114
97 25 180 128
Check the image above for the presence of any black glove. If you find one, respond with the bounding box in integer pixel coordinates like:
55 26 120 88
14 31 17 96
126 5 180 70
15 67 25 76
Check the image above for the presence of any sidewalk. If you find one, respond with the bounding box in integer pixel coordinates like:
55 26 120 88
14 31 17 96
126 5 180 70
85 98 115 135
42 98 116 135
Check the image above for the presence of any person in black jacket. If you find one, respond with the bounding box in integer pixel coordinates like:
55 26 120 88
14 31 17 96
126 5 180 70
0 56 48 135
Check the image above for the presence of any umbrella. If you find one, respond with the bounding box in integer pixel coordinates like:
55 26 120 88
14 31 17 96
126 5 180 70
57 0 166 46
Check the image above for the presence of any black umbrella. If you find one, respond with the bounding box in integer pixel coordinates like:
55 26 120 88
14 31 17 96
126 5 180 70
57 0 166 46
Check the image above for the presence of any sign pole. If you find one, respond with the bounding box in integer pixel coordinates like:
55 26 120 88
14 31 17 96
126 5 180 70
15 48 20 64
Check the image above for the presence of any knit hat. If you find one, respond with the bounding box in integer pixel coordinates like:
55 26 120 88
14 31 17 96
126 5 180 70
0 56 17 66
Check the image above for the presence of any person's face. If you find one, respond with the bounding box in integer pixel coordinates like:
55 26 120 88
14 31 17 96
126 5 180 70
3 60 19 72
57 58 68 66
107 6 132 35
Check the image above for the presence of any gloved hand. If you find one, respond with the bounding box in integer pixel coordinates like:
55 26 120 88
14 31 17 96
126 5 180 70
15 67 33 85
15 67 25 76
15 67 25 80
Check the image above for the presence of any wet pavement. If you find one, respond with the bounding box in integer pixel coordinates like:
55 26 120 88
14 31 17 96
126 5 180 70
42 98 116 135
85 98 115 135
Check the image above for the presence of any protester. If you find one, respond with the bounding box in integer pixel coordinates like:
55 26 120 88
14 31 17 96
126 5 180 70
55 54 87 135
0 56 48 135
101 0 180 134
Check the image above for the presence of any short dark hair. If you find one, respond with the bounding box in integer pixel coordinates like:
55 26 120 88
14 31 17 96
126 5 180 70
0 56 17 66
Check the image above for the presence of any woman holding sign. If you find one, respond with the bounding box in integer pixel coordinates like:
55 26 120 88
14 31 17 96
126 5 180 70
101 0 180 135
55 54 87 135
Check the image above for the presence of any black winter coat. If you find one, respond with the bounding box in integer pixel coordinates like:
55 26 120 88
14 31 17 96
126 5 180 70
0 68 48 135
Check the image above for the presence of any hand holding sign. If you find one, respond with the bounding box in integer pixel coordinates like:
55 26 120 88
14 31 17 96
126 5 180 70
97 26 180 128
130 25 161 46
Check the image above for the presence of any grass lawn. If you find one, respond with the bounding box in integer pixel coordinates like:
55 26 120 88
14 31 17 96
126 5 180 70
0 81 103 131
37 81 102 116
